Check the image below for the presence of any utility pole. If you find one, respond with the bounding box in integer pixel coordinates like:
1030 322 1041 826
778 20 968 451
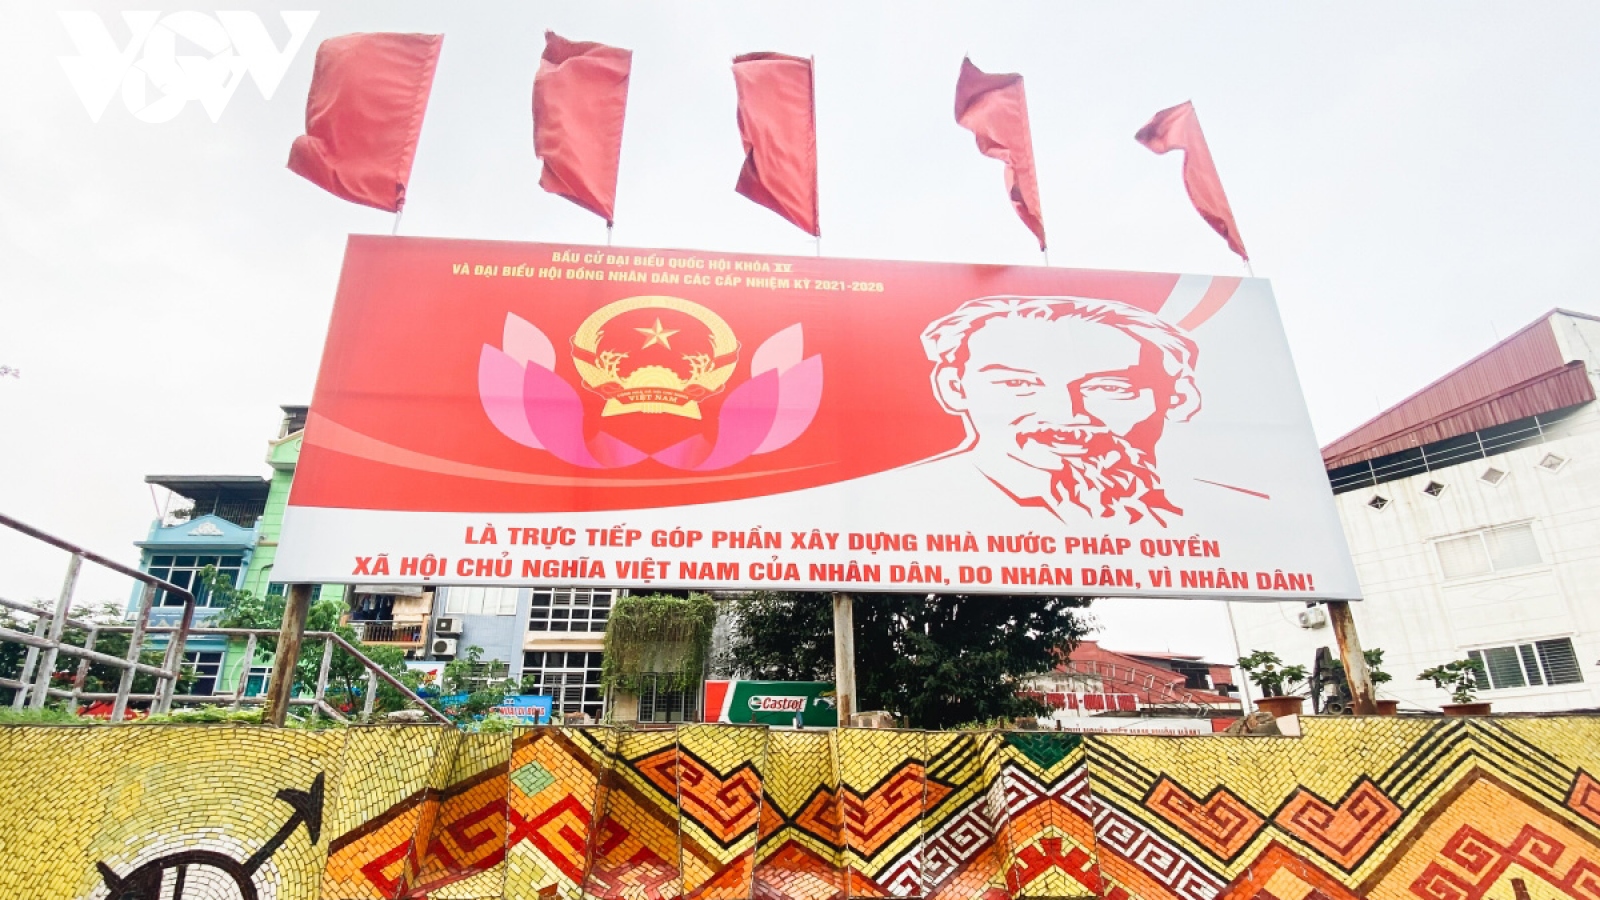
1327 600 1377 715
831 593 857 725
265 583 313 726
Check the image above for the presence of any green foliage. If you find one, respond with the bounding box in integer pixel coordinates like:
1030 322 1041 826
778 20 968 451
0 706 99 725
1363 648 1393 685
142 705 264 725
1418 659 1483 705
601 593 717 693
719 591 1090 730
1238 650 1308 697
204 569 421 717
438 646 517 724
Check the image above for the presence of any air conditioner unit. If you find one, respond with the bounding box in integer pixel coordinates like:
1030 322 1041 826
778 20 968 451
1296 607 1328 629
432 638 458 657
434 617 462 635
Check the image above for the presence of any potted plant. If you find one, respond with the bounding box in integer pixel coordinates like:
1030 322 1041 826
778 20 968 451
1418 659 1491 716
1360 648 1400 715
1238 650 1308 718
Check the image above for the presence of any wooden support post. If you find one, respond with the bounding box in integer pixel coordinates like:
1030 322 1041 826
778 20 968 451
30 553 82 710
1328 600 1377 715
264 584 313 727
831 593 857 725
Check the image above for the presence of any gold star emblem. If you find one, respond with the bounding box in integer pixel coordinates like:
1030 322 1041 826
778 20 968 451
635 318 679 349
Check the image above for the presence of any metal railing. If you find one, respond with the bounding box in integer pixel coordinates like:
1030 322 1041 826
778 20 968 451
350 619 427 645
90 626 450 725
0 512 195 721
1328 415 1554 494
0 513 448 725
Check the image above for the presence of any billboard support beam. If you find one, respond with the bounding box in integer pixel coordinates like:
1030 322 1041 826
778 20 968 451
265 583 313 727
831 593 856 724
1328 600 1377 715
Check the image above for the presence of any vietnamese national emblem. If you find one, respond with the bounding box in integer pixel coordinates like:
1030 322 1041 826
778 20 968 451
478 297 822 471
570 296 739 420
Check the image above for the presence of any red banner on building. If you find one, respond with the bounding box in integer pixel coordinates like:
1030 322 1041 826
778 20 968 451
275 236 1357 600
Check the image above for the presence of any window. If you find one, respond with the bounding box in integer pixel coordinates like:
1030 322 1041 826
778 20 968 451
1467 638 1583 690
445 587 519 616
1539 453 1568 472
1434 524 1541 579
244 664 271 697
636 674 700 724
180 651 224 695
265 583 323 603
528 588 614 633
521 651 604 721
1480 467 1507 486
1367 495 1389 511
1423 481 1446 497
147 555 243 607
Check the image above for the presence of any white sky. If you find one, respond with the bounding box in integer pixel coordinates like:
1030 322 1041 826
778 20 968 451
3 2 1599 665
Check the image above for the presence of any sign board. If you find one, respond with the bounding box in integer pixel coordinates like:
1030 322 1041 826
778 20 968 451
494 694 553 724
275 236 1359 601
704 680 839 727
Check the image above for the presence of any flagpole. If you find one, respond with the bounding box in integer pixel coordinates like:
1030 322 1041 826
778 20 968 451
1244 258 1255 278
391 209 403 236
1042 247 1050 267
607 224 613 248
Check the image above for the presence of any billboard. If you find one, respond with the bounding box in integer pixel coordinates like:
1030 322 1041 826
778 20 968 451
274 236 1359 601
704 680 839 727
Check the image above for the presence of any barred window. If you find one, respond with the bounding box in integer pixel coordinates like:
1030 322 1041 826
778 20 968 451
521 651 604 721
528 588 614 633
636 674 700 724
1467 638 1583 690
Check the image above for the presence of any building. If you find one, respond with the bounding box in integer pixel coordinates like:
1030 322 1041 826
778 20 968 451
132 475 269 695
133 406 436 700
1231 309 1600 713
1024 640 1241 733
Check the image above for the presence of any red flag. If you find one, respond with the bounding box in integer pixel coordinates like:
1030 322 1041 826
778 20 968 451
287 33 443 213
1135 101 1249 261
534 32 632 225
732 52 819 236
954 57 1045 251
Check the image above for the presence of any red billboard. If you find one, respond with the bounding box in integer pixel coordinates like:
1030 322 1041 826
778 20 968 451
274 236 1358 600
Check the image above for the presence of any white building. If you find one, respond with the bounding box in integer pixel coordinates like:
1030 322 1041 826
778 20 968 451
1231 310 1600 713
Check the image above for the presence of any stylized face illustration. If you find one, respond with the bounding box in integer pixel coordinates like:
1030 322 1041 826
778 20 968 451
936 316 1179 472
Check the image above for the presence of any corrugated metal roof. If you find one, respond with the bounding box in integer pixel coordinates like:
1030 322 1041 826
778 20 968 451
1322 311 1597 468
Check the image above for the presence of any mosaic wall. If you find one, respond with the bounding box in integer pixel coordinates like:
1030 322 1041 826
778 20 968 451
4 718 1600 899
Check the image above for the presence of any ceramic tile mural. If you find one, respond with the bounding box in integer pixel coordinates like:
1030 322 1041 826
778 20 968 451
6 718 1600 898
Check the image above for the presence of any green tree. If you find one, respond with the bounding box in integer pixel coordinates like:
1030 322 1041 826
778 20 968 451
718 591 1092 729
205 569 419 715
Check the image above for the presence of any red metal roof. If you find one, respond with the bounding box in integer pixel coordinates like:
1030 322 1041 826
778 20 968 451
1322 310 1597 469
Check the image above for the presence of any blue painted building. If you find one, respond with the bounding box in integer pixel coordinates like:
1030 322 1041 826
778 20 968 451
130 475 269 695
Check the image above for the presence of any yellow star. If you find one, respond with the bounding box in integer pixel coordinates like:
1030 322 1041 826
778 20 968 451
635 318 680 349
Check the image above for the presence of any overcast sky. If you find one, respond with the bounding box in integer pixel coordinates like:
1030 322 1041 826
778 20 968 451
3 2 1599 664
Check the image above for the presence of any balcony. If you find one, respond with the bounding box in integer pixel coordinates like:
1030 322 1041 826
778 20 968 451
350 619 427 647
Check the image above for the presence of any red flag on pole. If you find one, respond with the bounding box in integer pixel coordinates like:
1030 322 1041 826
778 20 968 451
1135 101 1249 261
732 52 819 237
533 32 632 226
287 33 443 213
954 57 1046 251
